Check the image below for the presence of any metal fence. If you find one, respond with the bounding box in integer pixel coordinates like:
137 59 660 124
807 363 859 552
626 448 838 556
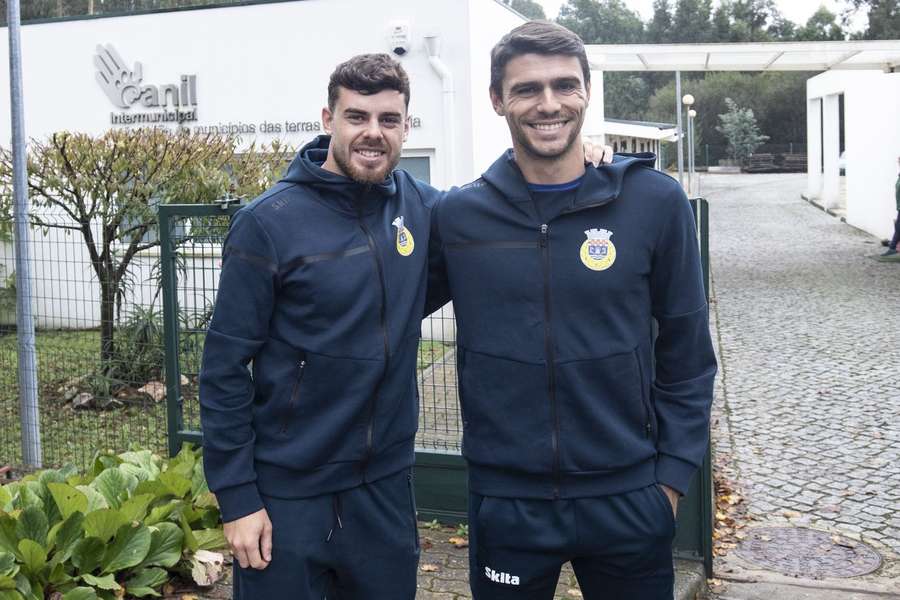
158 202 464 458
3 197 712 572
660 141 806 170
0 208 172 470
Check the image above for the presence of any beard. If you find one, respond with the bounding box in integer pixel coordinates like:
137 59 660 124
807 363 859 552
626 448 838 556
331 142 400 185
509 112 584 161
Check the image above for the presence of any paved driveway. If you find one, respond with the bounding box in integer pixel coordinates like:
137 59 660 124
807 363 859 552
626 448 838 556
705 173 900 575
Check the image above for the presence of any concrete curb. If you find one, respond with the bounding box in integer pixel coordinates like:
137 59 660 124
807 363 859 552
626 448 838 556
676 559 708 600
800 192 846 221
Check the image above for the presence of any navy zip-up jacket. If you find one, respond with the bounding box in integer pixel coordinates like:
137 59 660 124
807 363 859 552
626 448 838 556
427 151 717 499
200 136 440 522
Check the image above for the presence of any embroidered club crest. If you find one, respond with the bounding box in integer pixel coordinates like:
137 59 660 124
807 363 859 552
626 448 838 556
580 228 616 271
392 216 415 257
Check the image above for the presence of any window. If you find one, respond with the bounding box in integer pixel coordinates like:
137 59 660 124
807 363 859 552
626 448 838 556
398 156 431 184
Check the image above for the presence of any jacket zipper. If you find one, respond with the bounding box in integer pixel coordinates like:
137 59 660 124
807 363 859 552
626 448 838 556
530 193 616 497
279 359 306 434
539 223 562 498
634 349 652 437
357 212 391 465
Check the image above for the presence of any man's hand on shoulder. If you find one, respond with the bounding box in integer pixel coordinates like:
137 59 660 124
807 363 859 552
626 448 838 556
583 140 614 167
224 508 273 569
660 484 679 518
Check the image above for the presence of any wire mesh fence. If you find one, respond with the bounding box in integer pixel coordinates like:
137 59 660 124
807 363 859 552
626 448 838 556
160 204 464 455
0 207 172 471
0 202 465 472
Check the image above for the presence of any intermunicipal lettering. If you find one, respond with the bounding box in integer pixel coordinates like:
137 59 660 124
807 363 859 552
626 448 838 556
97 43 201 127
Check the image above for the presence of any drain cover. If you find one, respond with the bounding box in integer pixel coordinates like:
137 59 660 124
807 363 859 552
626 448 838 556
735 527 881 578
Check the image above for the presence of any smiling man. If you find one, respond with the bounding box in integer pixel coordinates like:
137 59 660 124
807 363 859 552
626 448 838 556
427 21 718 599
199 54 437 600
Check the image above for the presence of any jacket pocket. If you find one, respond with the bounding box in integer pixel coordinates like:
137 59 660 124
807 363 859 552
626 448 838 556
555 349 656 472
634 348 655 439
253 351 380 469
457 347 554 473
278 359 307 435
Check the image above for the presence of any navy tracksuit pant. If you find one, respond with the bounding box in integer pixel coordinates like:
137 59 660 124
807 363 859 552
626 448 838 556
468 485 677 600
890 210 900 250
233 468 419 600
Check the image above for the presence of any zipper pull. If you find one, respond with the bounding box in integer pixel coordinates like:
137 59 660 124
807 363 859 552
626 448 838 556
540 223 549 247
299 360 306 372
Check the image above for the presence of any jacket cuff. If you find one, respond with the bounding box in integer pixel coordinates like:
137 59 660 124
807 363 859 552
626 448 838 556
214 481 264 523
655 454 698 496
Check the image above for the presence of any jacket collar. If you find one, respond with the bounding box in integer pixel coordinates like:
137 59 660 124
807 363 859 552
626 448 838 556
481 149 657 212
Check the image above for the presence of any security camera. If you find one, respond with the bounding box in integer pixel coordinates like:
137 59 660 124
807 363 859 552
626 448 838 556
388 21 411 57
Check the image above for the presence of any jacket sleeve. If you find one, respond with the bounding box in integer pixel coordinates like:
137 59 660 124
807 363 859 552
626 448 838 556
424 190 452 317
199 208 277 522
649 189 717 495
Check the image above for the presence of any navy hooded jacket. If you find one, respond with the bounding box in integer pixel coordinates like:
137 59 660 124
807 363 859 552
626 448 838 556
199 136 440 522
427 151 717 499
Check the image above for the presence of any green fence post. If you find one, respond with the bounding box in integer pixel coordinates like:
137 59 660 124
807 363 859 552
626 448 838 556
159 205 183 458
671 198 713 576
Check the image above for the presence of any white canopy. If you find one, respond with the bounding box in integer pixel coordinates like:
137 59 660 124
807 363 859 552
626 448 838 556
586 40 900 72
602 119 678 142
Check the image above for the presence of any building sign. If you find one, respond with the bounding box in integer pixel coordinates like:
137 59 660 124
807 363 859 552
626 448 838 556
96 44 423 137
95 44 198 125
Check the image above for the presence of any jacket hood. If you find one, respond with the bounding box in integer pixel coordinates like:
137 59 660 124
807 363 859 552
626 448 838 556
482 149 657 208
279 135 397 213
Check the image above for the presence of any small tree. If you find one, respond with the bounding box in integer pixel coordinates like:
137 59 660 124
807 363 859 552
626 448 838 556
0 128 291 380
715 97 769 164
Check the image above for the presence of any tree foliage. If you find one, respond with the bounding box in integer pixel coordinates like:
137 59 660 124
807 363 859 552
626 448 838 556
846 0 900 39
644 0 672 42
549 0 860 153
716 98 770 163
672 0 713 42
0 128 291 378
558 0 645 44
795 6 845 41
505 0 546 19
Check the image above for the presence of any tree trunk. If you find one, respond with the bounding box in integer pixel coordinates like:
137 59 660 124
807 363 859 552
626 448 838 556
99 277 117 370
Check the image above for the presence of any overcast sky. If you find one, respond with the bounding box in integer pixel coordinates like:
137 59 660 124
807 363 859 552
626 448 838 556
534 0 867 32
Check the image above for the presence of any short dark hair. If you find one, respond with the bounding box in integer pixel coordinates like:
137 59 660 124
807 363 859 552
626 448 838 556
490 21 590 98
327 53 410 111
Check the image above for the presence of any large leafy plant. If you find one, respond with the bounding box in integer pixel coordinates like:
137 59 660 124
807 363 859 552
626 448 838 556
0 445 225 599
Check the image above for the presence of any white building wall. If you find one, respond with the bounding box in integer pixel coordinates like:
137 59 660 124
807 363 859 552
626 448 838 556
807 70 900 239
583 70 606 147
466 1 527 179
0 0 533 331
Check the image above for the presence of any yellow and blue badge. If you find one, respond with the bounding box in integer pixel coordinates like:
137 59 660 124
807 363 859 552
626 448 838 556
580 228 616 271
392 216 415 257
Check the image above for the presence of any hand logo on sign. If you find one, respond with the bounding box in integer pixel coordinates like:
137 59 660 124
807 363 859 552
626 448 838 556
94 44 143 109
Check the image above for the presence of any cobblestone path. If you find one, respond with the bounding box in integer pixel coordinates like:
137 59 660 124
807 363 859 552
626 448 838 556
706 173 900 564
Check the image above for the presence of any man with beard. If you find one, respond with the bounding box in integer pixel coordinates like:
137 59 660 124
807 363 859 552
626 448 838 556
199 54 435 599
426 21 718 599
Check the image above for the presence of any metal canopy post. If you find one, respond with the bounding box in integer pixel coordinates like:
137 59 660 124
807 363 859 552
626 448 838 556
7 0 42 468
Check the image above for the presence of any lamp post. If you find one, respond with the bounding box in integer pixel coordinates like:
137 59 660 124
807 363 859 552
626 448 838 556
682 94 695 195
688 108 697 195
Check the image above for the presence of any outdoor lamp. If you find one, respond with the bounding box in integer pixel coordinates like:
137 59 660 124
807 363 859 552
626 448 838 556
682 94 695 107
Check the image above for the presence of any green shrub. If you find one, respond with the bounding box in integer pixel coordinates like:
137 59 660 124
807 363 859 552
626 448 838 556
0 445 226 599
107 306 166 387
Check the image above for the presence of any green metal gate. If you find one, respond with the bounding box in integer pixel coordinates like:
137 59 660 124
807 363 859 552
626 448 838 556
159 197 713 575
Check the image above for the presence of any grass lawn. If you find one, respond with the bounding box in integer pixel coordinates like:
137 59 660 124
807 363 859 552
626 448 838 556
1 330 452 471
0 329 169 470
